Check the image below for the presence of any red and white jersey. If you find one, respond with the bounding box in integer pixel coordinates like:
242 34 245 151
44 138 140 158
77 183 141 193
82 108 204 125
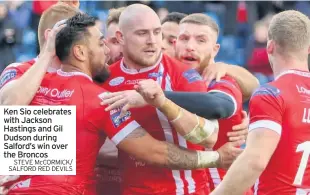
249 69 310 195
102 54 210 195
206 77 247 192
0 57 57 90
0 58 36 89
9 70 140 195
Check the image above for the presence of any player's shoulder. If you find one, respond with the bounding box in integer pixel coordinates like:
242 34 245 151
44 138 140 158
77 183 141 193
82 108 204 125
208 75 240 89
2 59 34 73
10 59 35 69
251 82 281 101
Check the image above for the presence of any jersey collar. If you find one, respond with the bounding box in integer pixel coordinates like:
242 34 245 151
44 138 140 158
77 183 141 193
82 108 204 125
120 53 163 74
57 69 93 82
275 69 310 80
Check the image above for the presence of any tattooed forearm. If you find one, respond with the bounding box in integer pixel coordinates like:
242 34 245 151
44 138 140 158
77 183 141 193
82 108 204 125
165 142 198 170
120 127 217 170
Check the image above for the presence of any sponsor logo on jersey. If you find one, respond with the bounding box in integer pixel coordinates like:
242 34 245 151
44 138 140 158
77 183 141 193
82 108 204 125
0 69 17 88
109 77 125 86
252 84 280 97
110 108 131 128
182 69 202 83
148 72 163 79
296 85 310 95
125 79 144 85
37 86 75 99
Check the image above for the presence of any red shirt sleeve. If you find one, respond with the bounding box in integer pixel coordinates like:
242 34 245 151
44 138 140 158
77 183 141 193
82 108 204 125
207 76 243 117
174 67 208 92
248 84 284 135
88 91 141 145
0 66 24 89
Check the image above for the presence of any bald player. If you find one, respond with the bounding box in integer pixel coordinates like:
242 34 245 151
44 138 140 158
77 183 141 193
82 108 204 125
161 12 187 57
101 4 244 195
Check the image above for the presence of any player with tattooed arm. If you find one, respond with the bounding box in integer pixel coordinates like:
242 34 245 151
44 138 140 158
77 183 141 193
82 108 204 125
6 13 240 195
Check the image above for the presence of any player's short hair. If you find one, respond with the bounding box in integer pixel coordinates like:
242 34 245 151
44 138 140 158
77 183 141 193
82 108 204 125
180 13 219 37
56 13 96 62
38 3 80 49
106 7 126 27
161 12 187 25
268 10 310 56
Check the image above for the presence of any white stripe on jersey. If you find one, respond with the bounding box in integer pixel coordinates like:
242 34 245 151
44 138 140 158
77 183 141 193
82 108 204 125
249 120 282 135
155 64 196 194
111 121 141 145
254 178 259 195
208 168 221 187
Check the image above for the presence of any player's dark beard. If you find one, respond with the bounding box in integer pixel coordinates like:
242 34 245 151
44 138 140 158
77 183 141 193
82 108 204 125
93 66 110 84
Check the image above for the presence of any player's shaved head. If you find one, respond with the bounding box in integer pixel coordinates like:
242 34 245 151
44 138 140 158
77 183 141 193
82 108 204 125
268 10 310 59
38 3 80 50
116 3 162 68
119 4 158 33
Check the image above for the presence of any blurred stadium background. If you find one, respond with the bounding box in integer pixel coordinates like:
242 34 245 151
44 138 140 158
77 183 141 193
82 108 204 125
0 0 309 85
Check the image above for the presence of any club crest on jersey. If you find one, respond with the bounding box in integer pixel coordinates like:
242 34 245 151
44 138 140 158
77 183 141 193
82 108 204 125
109 77 125 86
0 69 17 88
110 108 131 128
182 69 202 83
252 84 280 97
148 72 163 79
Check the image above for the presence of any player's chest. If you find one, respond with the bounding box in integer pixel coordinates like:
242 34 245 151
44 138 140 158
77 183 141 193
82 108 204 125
104 71 165 92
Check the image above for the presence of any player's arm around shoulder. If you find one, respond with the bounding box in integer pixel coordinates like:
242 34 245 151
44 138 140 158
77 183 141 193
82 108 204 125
201 62 259 102
117 126 241 170
135 79 219 148
95 90 237 170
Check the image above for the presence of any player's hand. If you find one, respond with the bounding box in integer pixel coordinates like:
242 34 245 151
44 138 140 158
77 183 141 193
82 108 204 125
43 20 67 57
134 79 166 108
100 90 147 117
216 140 244 169
201 62 229 86
227 111 249 143
58 0 80 8
0 175 20 194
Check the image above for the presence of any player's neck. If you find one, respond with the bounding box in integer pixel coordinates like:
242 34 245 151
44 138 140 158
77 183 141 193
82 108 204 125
273 58 309 78
123 58 143 70
60 63 92 78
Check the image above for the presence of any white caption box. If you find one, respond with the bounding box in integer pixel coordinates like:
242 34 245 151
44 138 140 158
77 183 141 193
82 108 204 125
0 106 76 175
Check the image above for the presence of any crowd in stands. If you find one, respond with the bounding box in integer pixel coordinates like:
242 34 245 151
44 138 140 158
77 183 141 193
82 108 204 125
0 0 309 84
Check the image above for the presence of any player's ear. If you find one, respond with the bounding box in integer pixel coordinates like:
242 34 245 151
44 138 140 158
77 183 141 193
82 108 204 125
266 40 274 55
212 43 220 59
116 30 124 45
73 45 87 62
44 29 52 42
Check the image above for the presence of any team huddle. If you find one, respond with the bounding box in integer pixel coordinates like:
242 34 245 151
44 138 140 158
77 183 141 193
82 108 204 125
0 1 309 195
